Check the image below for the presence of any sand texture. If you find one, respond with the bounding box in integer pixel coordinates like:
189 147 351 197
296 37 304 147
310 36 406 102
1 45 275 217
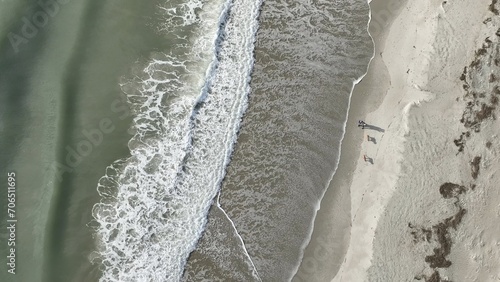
333 0 500 281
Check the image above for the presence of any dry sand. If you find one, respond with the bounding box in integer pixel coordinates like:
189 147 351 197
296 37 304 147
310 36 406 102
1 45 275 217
331 0 500 281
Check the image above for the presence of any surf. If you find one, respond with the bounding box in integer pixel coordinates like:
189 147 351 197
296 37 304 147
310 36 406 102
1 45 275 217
90 0 262 280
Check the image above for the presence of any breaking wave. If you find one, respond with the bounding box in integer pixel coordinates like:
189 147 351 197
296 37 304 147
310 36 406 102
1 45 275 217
90 0 262 280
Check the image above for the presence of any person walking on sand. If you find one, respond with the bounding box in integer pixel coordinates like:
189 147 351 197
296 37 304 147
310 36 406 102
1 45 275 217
358 120 366 129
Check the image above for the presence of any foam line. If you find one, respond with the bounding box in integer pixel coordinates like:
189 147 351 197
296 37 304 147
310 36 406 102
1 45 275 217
216 193 263 281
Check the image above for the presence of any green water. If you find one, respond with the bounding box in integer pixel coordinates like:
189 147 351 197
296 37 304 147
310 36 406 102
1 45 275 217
0 0 166 281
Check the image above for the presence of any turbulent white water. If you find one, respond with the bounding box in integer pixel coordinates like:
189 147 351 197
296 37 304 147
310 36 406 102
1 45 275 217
90 0 262 280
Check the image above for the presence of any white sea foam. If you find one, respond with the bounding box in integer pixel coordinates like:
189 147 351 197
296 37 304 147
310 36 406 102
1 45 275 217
216 194 262 281
91 0 262 280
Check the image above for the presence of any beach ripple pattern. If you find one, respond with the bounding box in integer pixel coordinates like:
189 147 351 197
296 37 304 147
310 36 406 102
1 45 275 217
90 0 262 280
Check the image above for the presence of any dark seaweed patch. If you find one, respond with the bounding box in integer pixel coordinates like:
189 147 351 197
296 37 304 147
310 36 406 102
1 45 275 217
470 156 481 179
489 0 499 15
439 183 466 198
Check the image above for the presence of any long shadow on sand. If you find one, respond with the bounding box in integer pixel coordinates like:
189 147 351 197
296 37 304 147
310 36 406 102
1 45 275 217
364 124 385 132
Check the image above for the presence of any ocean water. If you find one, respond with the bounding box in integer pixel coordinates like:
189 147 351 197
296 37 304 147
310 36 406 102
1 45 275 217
0 0 372 281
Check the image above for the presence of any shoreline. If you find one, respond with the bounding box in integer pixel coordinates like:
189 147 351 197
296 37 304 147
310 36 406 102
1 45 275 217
296 0 500 280
332 0 428 277
292 0 407 280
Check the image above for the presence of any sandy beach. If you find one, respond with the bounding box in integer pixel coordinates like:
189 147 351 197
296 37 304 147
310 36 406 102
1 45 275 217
296 0 500 281
339 0 500 280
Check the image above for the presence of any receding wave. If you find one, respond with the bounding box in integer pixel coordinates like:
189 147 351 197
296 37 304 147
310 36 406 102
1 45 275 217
90 0 262 280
